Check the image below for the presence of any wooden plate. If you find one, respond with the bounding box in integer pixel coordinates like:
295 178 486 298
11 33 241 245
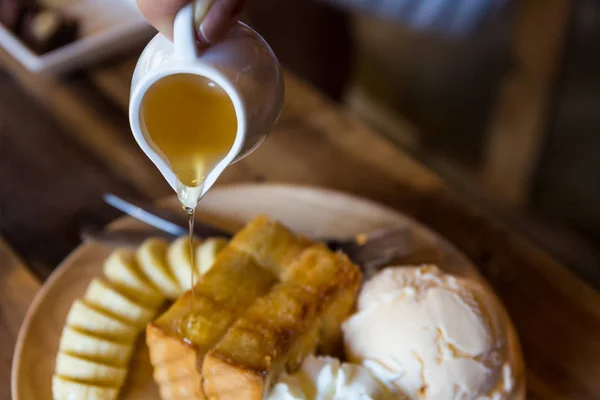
12 183 480 399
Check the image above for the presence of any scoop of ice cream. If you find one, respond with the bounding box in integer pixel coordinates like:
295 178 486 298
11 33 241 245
343 265 524 400
268 355 391 400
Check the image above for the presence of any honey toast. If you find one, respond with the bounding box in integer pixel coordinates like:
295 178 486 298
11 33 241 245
147 247 278 398
228 216 312 277
202 245 362 400
147 216 361 400
147 216 311 399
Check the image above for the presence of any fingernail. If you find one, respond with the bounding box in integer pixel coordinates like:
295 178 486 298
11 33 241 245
197 0 243 44
198 22 211 43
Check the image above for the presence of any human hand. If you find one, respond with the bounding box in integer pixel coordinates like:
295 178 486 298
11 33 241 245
137 0 245 43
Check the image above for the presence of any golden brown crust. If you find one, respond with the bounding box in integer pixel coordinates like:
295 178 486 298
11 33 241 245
147 217 361 400
283 247 362 355
147 246 278 398
158 378 206 400
229 215 312 277
202 246 361 400
202 353 265 400
147 324 197 382
202 283 319 397
150 248 277 344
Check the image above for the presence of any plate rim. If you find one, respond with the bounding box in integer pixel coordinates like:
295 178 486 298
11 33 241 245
11 182 478 398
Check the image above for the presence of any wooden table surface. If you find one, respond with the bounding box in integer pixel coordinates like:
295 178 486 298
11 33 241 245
1 49 600 400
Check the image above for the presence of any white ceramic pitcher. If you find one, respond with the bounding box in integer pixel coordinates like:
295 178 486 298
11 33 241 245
129 2 284 200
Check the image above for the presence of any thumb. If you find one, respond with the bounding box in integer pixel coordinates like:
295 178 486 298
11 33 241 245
137 0 244 43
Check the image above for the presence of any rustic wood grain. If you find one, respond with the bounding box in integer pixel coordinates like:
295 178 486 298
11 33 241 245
482 0 572 204
0 238 40 400
0 48 169 201
1 46 600 398
0 68 150 277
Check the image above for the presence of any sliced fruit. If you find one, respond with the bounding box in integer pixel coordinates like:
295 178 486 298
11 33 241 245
66 300 137 343
52 375 118 400
167 236 199 291
59 327 134 367
84 279 155 329
137 238 182 299
103 248 164 308
195 237 228 275
55 353 127 387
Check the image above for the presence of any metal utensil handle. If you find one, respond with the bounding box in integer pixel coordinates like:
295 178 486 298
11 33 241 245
103 194 233 238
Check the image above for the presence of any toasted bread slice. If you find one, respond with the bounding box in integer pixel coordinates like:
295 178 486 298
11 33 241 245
147 247 277 398
282 246 362 356
147 322 204 399
202 283 320 399
147 326 199 382
228 216 311 277
158 378 206 400
202 245 361 400
147 217 360 400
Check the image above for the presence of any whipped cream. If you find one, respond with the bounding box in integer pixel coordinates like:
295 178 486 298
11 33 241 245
343 265 524 400
268 356 390 400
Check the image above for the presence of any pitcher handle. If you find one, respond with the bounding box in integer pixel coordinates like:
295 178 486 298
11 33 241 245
174 0 215 60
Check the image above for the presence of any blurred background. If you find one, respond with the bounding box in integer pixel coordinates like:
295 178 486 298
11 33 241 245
1 0 599 283
242 0 600 283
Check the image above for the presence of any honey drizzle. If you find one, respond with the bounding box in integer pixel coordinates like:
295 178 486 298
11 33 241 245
178 197 200 344
185 205 196 307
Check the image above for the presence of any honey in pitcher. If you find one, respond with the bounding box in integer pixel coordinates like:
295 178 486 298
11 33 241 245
140 73 238 192
140 73 238 321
